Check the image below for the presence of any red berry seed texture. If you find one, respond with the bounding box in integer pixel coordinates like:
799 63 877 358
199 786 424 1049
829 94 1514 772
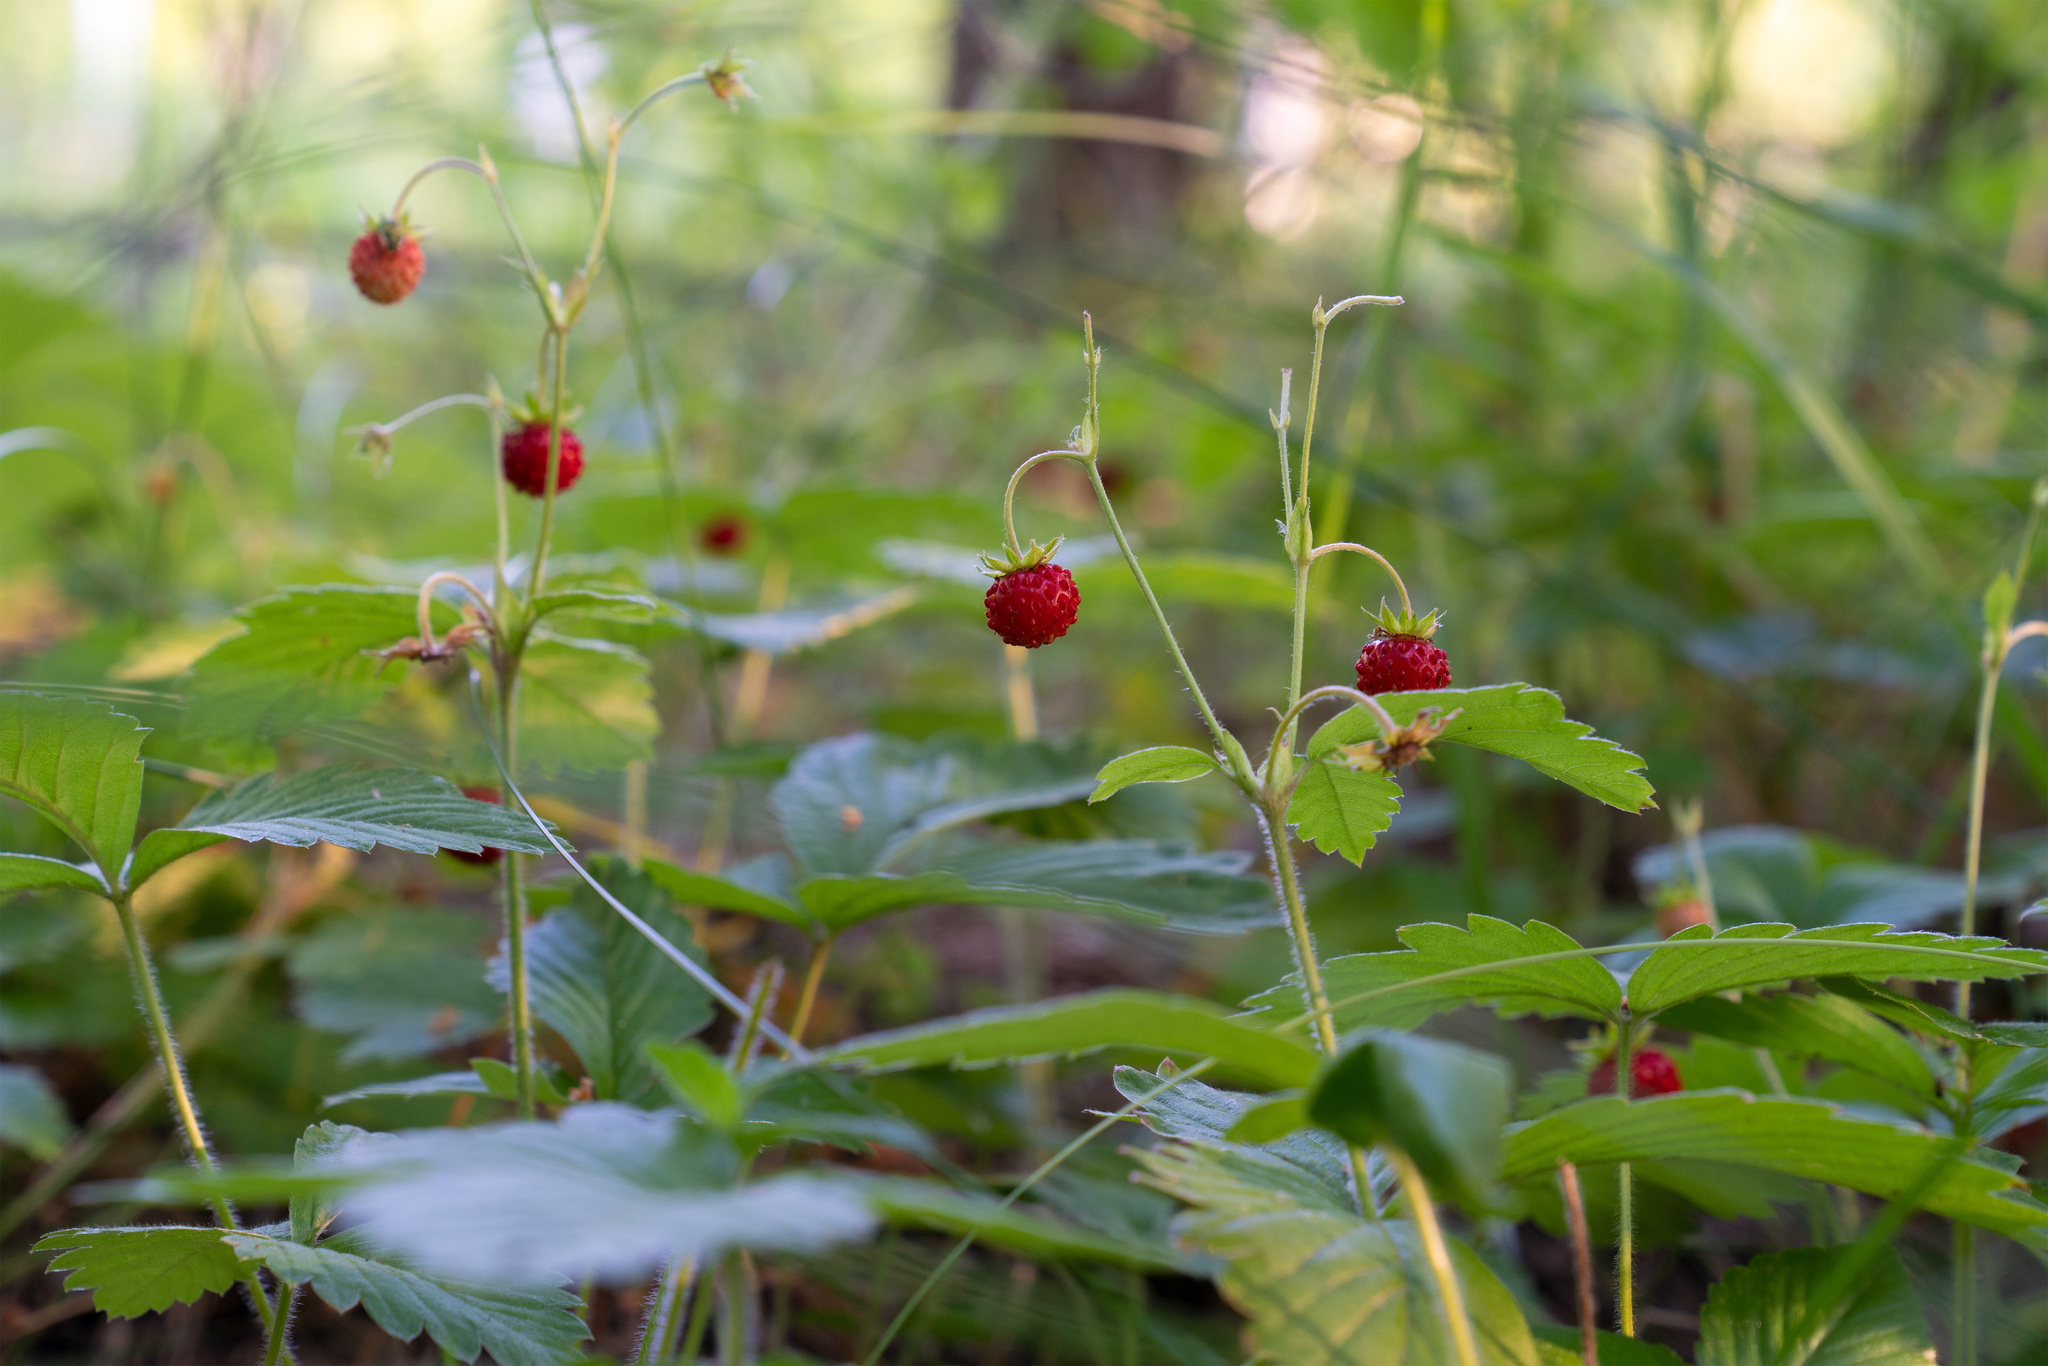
349 224 424 305
1587 1047 1683 1098
1354 630 1452 695
984 563 1080 649
501 422 584 498
446 786 505 866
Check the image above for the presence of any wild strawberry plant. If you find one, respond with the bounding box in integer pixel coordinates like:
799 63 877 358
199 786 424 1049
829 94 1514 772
6 49 2048 1366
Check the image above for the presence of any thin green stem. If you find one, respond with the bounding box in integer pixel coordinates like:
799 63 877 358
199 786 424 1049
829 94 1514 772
1956 654 2000 1023
791 938 833 1046
1387 1147 1480 1366
678 1260 716 1364
1953 1221 1977 1366
1266 684 1401 788
1308 542 1412 615
637 1257 695 1364
497 657 534 1119
1261 806 1337 1056
1615 1015 1636 1337
861 1061 1214 1366
390 153 552 317
261 1285 297 1366
1000 449 1088 557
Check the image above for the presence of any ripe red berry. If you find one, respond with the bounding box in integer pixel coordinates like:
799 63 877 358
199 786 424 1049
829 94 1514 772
701 513 748 556
984 563 1080 649
349 218 424 305
1355 630 1451 695
501 422 584 498
1588 1047 1683 1098
447 786 504 866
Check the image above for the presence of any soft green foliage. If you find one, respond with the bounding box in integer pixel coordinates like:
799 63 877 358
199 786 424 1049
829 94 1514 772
513 634 659 772
289 910 504 1061
1305 685 1654 813
182 586 451 742
865 1176 1187 1271
1504 1093 2048 1240
33 1227 249 1318
0 691 147 879
1694 1246 1936 1366
1657 993 1935 1103
225 1230 590 1366
1116 1065 1357 1213
1137 1143 1542 1366
822 989 1322 1089
1089 745 1220 802
496 858 711 1103
1287 760 1403 864
1626 924 2048 1014
0 1062 71 1157
1309 1030 1511 1211
0 851 103 893
644 1040 741 1129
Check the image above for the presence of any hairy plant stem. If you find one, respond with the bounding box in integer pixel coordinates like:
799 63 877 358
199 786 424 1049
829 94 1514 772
496 653 536 1119
110 891 277 1337
261 1285 298 1366
1558 1161 1598 1366
637 1258 695 1364
1388 1147 1480 1366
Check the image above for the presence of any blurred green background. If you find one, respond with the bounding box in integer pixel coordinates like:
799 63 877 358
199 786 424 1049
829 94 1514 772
10 0 2048 1358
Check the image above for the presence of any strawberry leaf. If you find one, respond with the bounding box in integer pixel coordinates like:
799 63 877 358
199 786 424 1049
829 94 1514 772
513 633 657 773
821 989 1321 1090
0 690 149 881
1695 1245 1935 1366
0 1062 72 1157
1504 1092 2048 1241
0 851 105 893
1089 746 1219 803
1306 684 1653 812
864 1177 1186 1271
1286 761 1401 864
1656 992 1935 1101
33 1226 248 1318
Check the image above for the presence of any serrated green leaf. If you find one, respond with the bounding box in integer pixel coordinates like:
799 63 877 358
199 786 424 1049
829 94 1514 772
467 1057 570 1104
528 587 661 622
1503 1092 2048 1240
225 1230 589 1366
1657 992 1934 1101
1287 761 1402 864
492 858 710 1103
1090 746 1219 803
141 767 555 880
1135 1143 1541 1366
0 690 148 879
1627 923 2048 1015
821 989 1320 1090
34 1226 247 1317
514 633 658 772
322 1070 488 1108
0 851 104 893
1695 1245 1935 1366
0 1062 72 1157
1241 916 1624 1031
1227 1094 1309 1144
771 732 957 876
1310 1030 1511 1211
292 1121 369 1245
329 1104 873 1282
1306 684 1653 812
182 585 455 742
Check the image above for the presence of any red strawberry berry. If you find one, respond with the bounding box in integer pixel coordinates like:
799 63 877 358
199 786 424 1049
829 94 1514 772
501 422 584 498
984 563 1080 649
701 514 748 556
349 216 424 305
447 786 504 866
1588 1047 1682 1098
1353 600 1450 695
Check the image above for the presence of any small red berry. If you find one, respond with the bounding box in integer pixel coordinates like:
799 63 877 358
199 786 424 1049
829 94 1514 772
447 786 504 866
501 422 584 498
701 514 748 556
984 563 1080 649
349 217 424 305
1355 630 1451 694
1588 1047 1683 1098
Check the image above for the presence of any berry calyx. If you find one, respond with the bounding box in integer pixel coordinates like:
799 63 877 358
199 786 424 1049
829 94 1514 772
1354 600 1450 695
1587 1047 1682 1098
349 214 425 305
701 513 748 556
501 421 584 498
446 786 505 866
980 540 1080 649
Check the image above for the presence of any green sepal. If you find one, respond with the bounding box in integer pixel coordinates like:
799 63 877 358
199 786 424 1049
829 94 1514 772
1366 599 1443 639
979 538 1065 579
